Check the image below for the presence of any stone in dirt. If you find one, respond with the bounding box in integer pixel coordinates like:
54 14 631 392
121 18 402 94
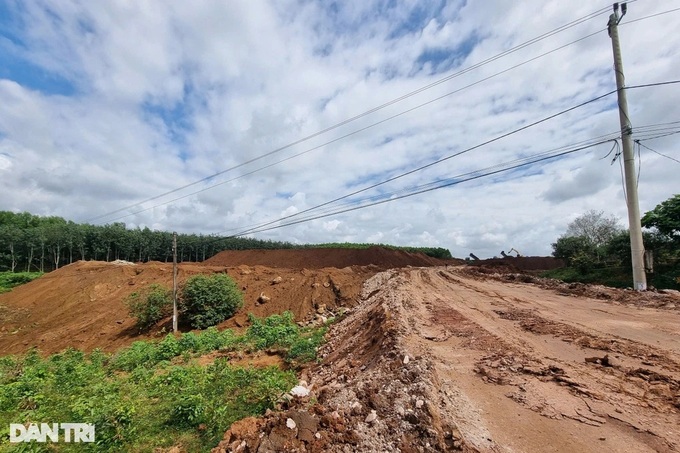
290 385 311 398
365 410 378 423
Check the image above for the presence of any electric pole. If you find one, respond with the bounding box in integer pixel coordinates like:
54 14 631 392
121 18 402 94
172 232 178 332
608 2 646 290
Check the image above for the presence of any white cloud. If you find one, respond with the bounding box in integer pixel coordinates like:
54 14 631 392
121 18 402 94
1 0 679 259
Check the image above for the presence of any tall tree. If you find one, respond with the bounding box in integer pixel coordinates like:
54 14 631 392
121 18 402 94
565 210 621 247
642 194 680 240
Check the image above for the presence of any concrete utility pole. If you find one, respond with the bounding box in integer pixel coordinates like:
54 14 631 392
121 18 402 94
172 232 178 332
608 2 646 290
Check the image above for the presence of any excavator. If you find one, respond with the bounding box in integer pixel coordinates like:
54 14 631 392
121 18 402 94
500 248 522 258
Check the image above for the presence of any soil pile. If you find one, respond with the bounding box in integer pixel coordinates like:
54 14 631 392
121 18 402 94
204 246 452 269
0 260 374 355
1 245 444 355
213 270 467 452
470 256 565 271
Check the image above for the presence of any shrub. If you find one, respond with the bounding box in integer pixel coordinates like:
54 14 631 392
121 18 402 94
180 274 243 329
287 327 326 363
125 284 173 330
246 311 299 349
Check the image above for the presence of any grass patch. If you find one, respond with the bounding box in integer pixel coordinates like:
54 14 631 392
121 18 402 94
0 312 328 451
0 272 43 294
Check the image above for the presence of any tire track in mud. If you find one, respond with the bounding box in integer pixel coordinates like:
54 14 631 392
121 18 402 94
400 267 680 452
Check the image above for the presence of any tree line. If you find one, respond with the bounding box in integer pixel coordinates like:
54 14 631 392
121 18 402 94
0 211 454 273
0 211 294 273
550 194 680 289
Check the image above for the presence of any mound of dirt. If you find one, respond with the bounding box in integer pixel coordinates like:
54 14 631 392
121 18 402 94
469 256 565 272
213 270 465 452
0 247 454 356
0 260 374 355
204 246 453 269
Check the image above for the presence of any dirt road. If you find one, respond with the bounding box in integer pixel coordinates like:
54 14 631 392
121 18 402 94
400 267 680 452
214 266 680 452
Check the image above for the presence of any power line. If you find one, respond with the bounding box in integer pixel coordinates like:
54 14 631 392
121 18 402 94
86 6 612 224
230 140 615 237
88 9 680 231
227 115 680 238
636 141 680 164
627 80 680 90
98 28 611 225
223 89 619 237
622 6 680 25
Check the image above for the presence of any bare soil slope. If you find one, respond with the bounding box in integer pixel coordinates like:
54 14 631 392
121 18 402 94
204 246 452 269
0 247 444 355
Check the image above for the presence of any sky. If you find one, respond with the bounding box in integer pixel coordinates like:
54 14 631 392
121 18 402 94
1 0 679 259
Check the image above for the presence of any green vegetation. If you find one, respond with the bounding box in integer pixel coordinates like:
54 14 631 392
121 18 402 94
0 211 454 274
245 311 329 363
306 242 453 259
642 194 680 238
125 284 173 330
180 274 243 329
0 312 326 452
0 271 43 294
547 198 680 289
0 211 295 273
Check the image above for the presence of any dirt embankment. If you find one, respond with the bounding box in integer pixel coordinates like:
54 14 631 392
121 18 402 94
0 247 447 355
468 256 565 272
204 246 454 269
214 266 680 452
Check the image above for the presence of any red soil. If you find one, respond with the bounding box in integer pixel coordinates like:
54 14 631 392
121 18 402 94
0 247 447 355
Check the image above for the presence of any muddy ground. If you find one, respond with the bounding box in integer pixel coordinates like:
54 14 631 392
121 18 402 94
1 248 679 452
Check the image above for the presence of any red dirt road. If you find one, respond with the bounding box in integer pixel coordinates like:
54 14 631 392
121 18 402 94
216 266 680 452
396 267 680 452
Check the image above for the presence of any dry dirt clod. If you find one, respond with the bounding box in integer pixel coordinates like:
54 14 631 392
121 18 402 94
257 292 270 304
271 276 283 285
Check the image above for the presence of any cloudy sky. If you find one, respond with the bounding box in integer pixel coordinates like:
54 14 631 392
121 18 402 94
1 0 679 258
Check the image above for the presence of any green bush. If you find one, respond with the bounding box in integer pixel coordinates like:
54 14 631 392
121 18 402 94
287 327 327 363
125 284 173 330
180 274 243 329
246 311 299 349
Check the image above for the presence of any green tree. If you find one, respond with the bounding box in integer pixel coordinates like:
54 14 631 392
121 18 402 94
642 194 680 240
125 284 173 330
0 225 22 272
180 274 243 329
552 236 596 265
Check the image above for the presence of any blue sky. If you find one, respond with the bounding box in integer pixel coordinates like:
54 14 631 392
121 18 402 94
0 0 679 258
